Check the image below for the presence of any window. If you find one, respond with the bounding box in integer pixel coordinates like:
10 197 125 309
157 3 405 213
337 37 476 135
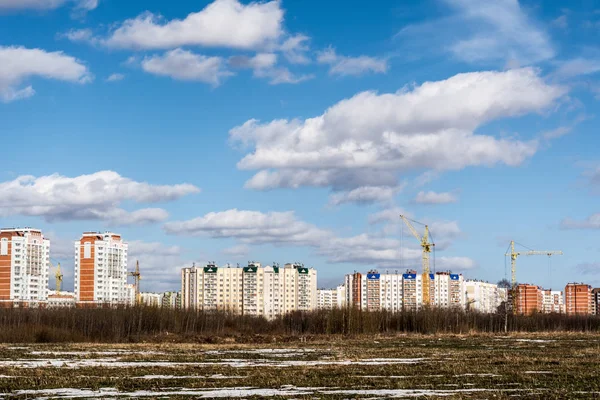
0 238 7 256
84 243 92 259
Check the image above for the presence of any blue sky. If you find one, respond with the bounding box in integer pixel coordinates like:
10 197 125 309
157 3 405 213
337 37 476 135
0 0 599 293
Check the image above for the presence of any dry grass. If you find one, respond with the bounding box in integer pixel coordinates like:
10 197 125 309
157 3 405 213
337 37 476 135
0 333 599 398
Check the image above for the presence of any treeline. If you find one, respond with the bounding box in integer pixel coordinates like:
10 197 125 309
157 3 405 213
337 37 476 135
0 307 598 343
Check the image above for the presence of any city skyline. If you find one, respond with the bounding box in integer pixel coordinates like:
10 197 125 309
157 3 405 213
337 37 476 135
1 0 600 293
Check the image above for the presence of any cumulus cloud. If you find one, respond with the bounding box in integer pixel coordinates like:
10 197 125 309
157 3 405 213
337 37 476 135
414 191 458 204
397 0 554 66
105 73 125 82
317 47 388 76
164 209 331 247
0 0 97 11
328 185 403 206
0 46 91 102
229 53 312 85
280 34 311 64
561 214 600 230
230 68 565 193
0 171 199 224
104 0 283 50
141 49 232 86
165 208 473 271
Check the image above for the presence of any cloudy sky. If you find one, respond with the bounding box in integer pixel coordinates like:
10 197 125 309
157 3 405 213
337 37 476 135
1 0 599 292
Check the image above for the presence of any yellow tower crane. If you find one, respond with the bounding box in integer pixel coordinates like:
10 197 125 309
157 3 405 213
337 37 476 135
128 260 142 306
400 215 435 306
49 260 63 294
505 240 563 288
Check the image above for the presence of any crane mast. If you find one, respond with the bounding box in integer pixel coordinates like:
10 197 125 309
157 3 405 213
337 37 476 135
400 215 435 306
505 240 563 288
49 260 63 294
128 260 142 306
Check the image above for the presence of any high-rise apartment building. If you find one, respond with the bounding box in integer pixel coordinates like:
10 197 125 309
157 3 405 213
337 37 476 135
317 285 345 310
74 232 128 306
541 290 564 314
514 284 543 315
343 270 463 312
0 228 50 307
565 283 593 315
180 262 317 318
465 281 504 313
592 288 600 316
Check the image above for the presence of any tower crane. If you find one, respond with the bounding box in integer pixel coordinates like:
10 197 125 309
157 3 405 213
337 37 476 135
128 260 142 306
49 260 63 294
400 215 435 306
505 240 563 288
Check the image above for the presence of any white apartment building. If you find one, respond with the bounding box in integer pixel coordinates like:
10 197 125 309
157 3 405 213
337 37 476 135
317 285 346 310
140 292 163 307
0 228 50 307
344 270 465 311
542 290 565 314
465 281 505 313
181 262 317 318
74 232 128 306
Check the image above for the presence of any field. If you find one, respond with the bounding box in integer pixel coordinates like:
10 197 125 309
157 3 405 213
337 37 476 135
0 334 599 399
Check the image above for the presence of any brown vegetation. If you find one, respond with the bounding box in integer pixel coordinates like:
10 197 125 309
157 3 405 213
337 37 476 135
0 307 598 343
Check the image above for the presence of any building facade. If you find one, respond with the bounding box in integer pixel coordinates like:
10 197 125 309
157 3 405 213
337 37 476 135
542 290 564 314
592 288 600 316
74 232 128 306
514 284 543 315
465 281 504 313
47 290 76 308
565 283 593 315
0 228 50 307
180 262 317 318
317 285 345 310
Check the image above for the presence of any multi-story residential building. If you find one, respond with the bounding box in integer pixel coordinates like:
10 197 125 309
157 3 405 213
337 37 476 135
431 272 465 309
317 285 345 310
565 283 593 315
0 228 50 308
514 284 543 315
592 288 600 316
74 232 128 306
140 292 162 307
180 262 317 318
344 272 363 309
541 290 564 314
379 272 404 312
162 291 181 309
465 281 504 313
402 270 423 311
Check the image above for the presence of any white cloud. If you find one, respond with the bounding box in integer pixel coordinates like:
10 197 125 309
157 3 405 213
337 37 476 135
0 0 97 11
561 214 600 230
222 244 250 257
0 171 199 224
368 207 410 225
328 185 402 206
0 46 91 103
551 14 568 29
164 209 331 247
553 58 600 79
280 34 311 64
104 0 283 50
230 68 565 193
229 53 312 85
397 0 553 66
541 126 572 140
105 73 125 82
141 49 232 86
61 28 95 43
317 47 388 76
414 191 458 204
437 256 477 272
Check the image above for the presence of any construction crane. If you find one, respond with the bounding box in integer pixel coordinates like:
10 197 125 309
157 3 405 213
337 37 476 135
128 260 142 306
49 260 63 294
505 240 563 288
400 215 435 306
